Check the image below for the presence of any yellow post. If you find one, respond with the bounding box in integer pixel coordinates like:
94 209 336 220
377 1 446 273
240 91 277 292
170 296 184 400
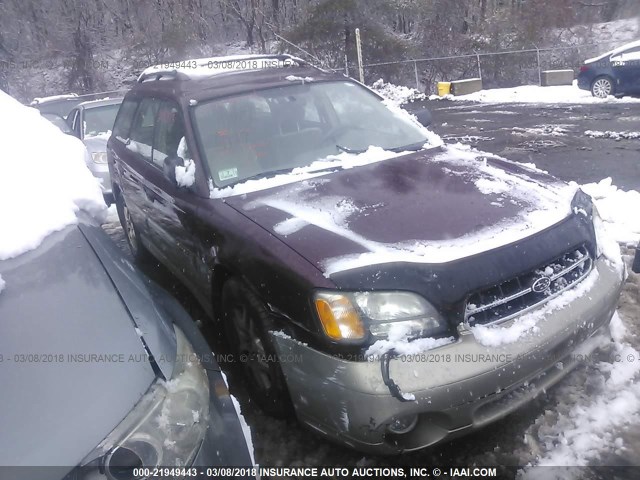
437 82 451 96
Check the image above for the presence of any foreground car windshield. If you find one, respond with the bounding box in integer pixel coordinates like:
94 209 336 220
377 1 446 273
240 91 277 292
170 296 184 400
193 80 429 187
84 104 120 137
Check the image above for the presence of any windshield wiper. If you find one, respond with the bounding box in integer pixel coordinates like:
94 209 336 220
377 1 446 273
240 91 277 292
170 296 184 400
336 144 367 154
227 167 296 186
388 140 428 153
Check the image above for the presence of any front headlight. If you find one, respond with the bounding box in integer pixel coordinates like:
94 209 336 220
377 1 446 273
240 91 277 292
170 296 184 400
80 325 210 475
314 291 447 342
92 151 108 164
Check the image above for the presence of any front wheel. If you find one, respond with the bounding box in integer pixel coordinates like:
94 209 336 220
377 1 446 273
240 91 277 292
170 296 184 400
591 77 614 98
115 194 151 263
222 279 292 418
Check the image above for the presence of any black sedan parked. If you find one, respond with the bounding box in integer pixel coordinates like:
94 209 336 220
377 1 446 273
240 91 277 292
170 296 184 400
577 39 640 98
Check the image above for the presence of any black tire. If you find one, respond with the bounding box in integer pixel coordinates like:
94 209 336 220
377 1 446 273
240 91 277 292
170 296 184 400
221 278 293 418
591 76 615 99
115 193 151 263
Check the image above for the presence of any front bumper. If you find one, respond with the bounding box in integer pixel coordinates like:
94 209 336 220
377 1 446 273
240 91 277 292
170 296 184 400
273 256 623 454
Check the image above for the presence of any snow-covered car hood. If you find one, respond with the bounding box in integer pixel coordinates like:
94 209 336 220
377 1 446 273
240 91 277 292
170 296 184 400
0 223 176 471
227 146 577 277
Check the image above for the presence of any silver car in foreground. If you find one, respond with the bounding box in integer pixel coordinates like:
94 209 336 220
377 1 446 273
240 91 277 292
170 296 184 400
0 215 253 479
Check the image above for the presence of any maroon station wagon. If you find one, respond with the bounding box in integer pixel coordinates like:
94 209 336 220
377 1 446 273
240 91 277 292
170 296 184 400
108 54 624 454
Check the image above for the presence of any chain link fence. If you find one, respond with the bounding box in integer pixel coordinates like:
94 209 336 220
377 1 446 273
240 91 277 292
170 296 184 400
345 40 626 93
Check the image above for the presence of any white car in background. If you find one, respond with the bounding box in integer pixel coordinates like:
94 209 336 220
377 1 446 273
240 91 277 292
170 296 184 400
67 97 124 204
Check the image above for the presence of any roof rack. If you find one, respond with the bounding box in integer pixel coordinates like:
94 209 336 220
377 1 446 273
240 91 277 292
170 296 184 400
137 53 312 83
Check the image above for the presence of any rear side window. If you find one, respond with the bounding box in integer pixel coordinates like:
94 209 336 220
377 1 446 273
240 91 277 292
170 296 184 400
113 97 139 143
127 98 159 162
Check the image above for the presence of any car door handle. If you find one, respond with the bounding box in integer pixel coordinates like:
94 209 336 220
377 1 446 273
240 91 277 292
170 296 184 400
143 185 162 203
124 171 140 184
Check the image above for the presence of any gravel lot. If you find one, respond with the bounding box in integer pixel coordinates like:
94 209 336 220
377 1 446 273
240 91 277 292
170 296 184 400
103 101 640 478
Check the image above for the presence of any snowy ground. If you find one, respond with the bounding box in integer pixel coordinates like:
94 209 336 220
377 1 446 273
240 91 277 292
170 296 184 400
430 83 640 105
100 97 640 477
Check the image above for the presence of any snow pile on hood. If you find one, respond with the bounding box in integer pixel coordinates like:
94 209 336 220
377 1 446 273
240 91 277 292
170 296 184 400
435 83 640 104
370 79 427 105
520 312 640 473
318 144 576 275
0 90 106 260
577 177 640 246
211 145 432 199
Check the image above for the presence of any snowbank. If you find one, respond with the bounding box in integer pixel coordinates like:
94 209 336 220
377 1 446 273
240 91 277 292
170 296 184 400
370 79 426 105
521 312 640 473
577 177 640 246
585 130 640 140
432 83 640 104
0 90 106 261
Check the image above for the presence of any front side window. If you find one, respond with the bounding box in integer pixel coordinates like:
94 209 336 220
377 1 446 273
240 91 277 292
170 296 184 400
127 98 159 161
113 98 139 143
83 104 121 138
152 101 188 168
193 81 430 187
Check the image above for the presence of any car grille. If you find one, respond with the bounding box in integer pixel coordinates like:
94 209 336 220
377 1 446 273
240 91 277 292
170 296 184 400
464 245 593 327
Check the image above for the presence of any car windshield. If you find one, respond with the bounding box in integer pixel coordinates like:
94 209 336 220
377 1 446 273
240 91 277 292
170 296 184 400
193 80 430 187
83 104 121 137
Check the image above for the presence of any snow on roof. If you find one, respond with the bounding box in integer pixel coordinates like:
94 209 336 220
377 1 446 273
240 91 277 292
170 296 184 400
30 93 78 105
0 90 106 261
77 97 123 108
585 39 640 63
137 54 305 82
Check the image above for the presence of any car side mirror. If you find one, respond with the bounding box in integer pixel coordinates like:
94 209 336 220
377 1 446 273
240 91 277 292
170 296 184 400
162 155 184 187
413 108 432 127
